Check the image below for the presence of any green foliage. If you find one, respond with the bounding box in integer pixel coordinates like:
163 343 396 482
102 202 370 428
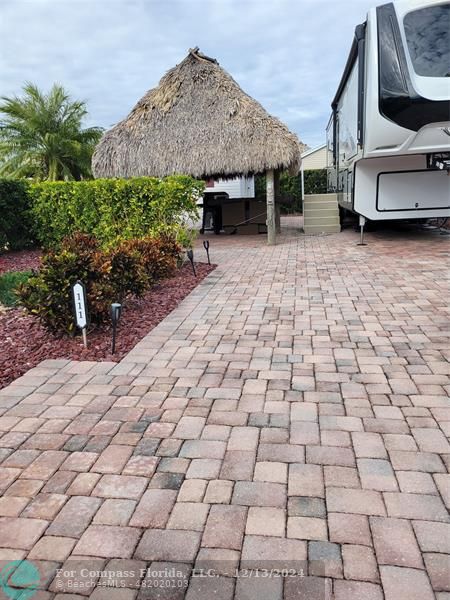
29 175 203 249
304 169 328 195
0 179 35 250
0 270 31 306
254 174 266 199
279 171 303 212
114 235 181 284
102 243 149 303
19 233 105 333
18 232 182 334
255 169 328 213
0 82 102 181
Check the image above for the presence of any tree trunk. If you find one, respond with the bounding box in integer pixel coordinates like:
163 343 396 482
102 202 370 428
48 158 58 181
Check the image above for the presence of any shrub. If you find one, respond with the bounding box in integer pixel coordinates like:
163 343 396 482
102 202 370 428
60 231 100 255
18 232 182 334
255 169 328 213
101 243 149 303
304 169 328 195
0 179 34 251
119 235 182 281
29 175 203 249
0 271 32 306
19 234 107 333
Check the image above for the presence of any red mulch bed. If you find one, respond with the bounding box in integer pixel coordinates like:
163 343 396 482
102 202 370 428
0 249 42 274
0 262 216 389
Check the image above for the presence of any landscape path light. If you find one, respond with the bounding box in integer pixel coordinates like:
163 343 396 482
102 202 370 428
186 249 197 277
203 240 211 265
111 302 122 354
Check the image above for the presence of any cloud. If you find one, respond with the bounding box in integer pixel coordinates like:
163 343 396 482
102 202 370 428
0 0 375 147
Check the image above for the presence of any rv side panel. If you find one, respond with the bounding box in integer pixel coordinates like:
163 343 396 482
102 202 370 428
354 155 450 220
205 176 255 199
335 57 361 210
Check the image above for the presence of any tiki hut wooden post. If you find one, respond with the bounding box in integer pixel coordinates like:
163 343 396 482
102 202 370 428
92 48 303 244
266 169 276 245
274 170 281 234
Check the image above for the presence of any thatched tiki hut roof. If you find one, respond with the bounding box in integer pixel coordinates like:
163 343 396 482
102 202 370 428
93 47 304 243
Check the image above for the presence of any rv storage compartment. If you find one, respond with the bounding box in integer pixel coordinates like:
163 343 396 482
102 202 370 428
377 170 450 212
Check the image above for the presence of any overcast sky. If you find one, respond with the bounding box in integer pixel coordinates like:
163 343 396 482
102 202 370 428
1 0 376 148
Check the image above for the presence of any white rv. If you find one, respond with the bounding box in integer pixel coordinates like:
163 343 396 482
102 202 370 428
200 176 265 235
327 0 450 233
204 176 255 199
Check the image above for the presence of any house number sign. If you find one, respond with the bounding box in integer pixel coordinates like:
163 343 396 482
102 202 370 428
72 281 88 347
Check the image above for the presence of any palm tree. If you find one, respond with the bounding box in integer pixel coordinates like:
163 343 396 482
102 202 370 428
0 83 103 180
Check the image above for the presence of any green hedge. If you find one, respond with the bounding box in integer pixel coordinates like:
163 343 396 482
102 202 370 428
255 169 328 213
304 169 328 195
0 179 35 251
29 176 203 249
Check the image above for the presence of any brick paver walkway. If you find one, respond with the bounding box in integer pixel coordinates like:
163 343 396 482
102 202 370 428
0 222 449 599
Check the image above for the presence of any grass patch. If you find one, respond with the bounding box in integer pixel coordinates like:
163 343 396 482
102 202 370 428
0 271 31 307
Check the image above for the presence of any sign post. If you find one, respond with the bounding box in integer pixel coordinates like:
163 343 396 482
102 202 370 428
72 281 88 348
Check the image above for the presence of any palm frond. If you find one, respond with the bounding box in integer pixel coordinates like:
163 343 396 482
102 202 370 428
0 82 100 180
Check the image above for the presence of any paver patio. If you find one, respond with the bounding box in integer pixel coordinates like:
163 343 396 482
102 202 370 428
0 220 449 599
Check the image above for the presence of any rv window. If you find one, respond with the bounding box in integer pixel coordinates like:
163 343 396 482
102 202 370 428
404 4 450 77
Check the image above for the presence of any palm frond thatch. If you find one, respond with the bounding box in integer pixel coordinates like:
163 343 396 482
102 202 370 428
92 48 303 179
